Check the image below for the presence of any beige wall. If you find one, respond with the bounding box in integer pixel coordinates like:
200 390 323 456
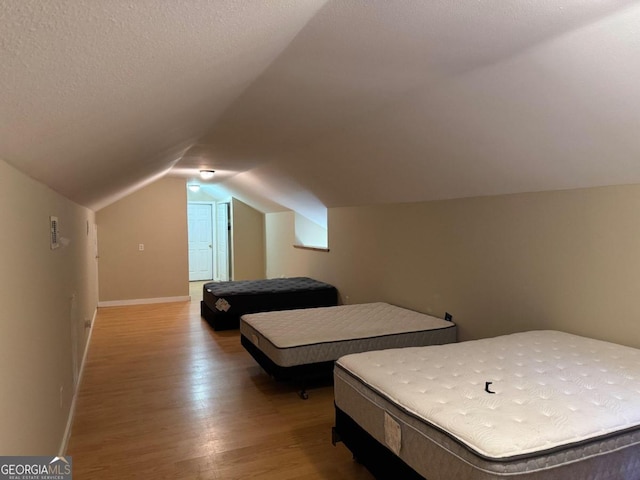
0 159 98 454
231 198 265 280
266 185 640 349
97 177 189 302
266 211 326 279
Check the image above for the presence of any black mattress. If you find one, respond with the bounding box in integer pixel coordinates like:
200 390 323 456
200 277 338 331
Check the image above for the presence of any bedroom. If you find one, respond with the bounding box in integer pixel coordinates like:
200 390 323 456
1 1 640 478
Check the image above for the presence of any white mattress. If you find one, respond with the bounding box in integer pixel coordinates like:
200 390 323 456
335 330 640 461
240 302 457 367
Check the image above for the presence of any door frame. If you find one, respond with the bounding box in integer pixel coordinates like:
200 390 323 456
187 201 215 281
216 201 231 281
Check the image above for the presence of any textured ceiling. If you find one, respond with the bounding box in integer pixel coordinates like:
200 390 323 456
2 1 640 223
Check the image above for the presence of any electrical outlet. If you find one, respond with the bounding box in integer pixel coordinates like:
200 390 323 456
84 319 92 329
138 243 144 251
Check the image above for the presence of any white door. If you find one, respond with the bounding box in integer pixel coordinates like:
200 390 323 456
188 203 214 281
216 202 230 281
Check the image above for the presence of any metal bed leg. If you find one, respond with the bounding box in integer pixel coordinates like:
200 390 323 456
331 427 342 446
297 377 310 399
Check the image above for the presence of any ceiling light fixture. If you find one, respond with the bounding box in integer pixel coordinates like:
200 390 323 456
187 184 200 192
199 170 215 180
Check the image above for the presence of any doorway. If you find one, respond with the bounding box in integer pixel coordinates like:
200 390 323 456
187 202 230 282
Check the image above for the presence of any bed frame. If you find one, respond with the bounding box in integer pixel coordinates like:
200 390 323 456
240 334 334 398
333 405 640 480
240 303 457 398
332 406 423 480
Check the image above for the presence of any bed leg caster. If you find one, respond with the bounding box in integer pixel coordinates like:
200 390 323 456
331 427 340 445
298 389 309 400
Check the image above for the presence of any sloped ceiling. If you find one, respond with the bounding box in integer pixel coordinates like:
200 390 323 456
2 1 640 223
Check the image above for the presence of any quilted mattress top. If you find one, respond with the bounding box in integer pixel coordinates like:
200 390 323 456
241 302 454 348
336 330 640 460
204 277 335 296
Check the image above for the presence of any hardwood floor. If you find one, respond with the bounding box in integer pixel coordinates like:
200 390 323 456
66 292 374 479
188 280 209 300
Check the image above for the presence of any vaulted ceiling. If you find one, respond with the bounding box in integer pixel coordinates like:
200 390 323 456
2 1 640 226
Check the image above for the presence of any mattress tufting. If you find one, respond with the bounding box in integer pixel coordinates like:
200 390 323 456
205 277 334 297
242 302 454 348
241 302 457 368
201 277 338 330
335 330 640 460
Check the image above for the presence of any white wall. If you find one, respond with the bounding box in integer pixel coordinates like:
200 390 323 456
0 159 98 454
294 212 328 248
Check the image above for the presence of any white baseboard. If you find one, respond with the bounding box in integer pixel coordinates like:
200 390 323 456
98 295 190 307
59 307 98 456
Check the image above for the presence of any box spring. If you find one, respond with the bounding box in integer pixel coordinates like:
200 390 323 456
241 302 457 385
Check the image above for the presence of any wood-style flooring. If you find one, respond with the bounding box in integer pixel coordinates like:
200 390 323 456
66 287 374 479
